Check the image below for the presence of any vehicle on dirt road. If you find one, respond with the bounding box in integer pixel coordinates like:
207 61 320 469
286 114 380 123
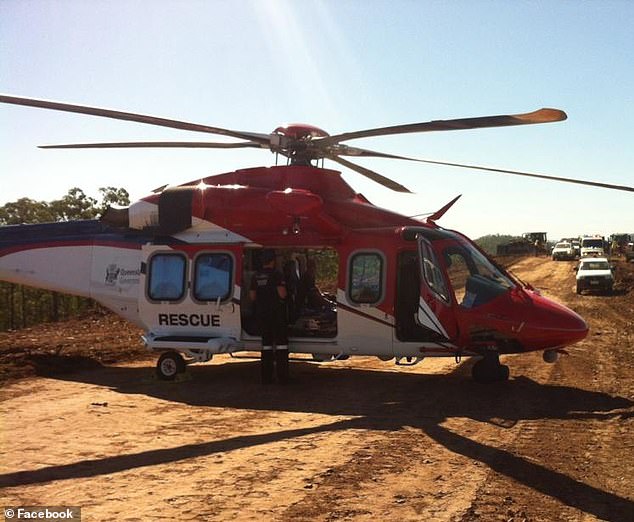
551 241 575 261
609 233 631 256
576 257 614 295
580 236 605 258
496 232 548 256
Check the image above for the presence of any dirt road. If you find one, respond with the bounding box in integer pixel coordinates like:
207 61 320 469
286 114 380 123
1 258 633 521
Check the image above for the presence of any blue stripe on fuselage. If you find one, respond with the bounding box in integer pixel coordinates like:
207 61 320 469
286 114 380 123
0 220 176 252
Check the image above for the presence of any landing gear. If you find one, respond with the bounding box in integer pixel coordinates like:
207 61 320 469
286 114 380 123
471 353 509 383
156 351 186 381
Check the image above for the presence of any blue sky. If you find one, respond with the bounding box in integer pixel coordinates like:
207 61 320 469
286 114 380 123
1 0 632 240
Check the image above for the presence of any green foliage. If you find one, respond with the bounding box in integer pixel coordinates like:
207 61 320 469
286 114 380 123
311 248 338 287
0 187 130 331
0 186 131 225
0 197 56 225
475 234 523 255
0 285 93 331
49 187 99 221
97 186 130 214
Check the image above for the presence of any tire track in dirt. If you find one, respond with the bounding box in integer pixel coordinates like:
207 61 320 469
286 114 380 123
459 258 634 521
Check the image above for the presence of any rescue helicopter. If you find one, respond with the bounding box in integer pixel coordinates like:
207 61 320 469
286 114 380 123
1 94 632 383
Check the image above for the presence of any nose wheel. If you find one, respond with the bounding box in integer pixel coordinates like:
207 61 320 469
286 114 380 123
472 353 510 383
156 351 186 381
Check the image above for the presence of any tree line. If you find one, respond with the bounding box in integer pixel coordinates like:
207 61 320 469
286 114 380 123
474 234 523 255
0 187 129 331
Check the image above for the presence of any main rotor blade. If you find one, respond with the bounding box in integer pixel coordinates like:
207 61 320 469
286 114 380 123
337 146 634 193
332 145 416 160
0 94 272 145
326 154 412 193
39 141 263 149
409 157 634 193
318 108 567 146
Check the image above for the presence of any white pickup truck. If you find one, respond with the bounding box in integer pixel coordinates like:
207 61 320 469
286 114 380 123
551 241 575 261
576 257 614 294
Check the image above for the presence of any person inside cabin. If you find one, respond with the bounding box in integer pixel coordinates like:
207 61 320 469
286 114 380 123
283 256 301 324
249 249 289 384
296 257 331 311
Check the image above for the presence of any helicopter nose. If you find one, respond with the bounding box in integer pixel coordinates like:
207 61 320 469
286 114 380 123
522 292 589 348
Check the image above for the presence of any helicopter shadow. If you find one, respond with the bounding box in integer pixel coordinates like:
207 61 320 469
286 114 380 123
4 358 634 521
36 356 632 424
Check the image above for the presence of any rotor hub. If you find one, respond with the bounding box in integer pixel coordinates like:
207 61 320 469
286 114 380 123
271 124 331 165
273 123 329 141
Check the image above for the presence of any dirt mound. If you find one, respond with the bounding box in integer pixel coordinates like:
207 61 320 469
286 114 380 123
0 309 146 383
615 257 634 294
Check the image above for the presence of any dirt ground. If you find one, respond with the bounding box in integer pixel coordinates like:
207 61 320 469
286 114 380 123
1 257 633 521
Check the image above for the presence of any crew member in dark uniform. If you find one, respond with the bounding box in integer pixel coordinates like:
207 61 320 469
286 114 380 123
249 250 289 384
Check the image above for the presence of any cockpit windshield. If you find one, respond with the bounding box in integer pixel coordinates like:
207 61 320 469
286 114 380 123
418 231 515 308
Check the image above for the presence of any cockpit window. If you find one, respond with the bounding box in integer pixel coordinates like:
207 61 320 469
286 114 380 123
415 229 515 308
419 239 450 303
442 243 514 308
445 251 470 304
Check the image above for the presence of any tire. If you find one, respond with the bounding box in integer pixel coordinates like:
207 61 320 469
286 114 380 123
472 358 509 383
156 351 186 381
471 359 489 383
497 364 510 381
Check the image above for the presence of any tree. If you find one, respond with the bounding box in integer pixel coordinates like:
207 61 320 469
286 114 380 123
49 187 99 221
0 187 131 225
0 186 130 331
0 197 56 225
475 234 523 256
97 186 130 214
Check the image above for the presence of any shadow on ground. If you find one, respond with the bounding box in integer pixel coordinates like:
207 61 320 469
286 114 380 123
3 358 633 521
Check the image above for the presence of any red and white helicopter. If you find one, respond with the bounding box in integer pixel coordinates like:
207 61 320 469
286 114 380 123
1 94 631 382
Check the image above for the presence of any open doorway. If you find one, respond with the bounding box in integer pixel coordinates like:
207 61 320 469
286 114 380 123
241 247 338 338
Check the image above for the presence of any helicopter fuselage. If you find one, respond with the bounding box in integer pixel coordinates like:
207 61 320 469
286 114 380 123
0 165 588 375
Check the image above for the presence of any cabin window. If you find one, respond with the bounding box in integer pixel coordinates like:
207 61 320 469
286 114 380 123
193 253 233 302
349 252 384 304
148 253 187 301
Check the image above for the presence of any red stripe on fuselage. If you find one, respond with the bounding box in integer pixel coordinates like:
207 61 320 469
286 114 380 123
336 301 394 329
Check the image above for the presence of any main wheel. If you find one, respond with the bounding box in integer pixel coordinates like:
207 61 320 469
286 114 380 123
496 364 510 381
472 356 509 383
156 351 186 381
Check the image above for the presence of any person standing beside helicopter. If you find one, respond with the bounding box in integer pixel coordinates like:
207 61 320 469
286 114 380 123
249 250 289 384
